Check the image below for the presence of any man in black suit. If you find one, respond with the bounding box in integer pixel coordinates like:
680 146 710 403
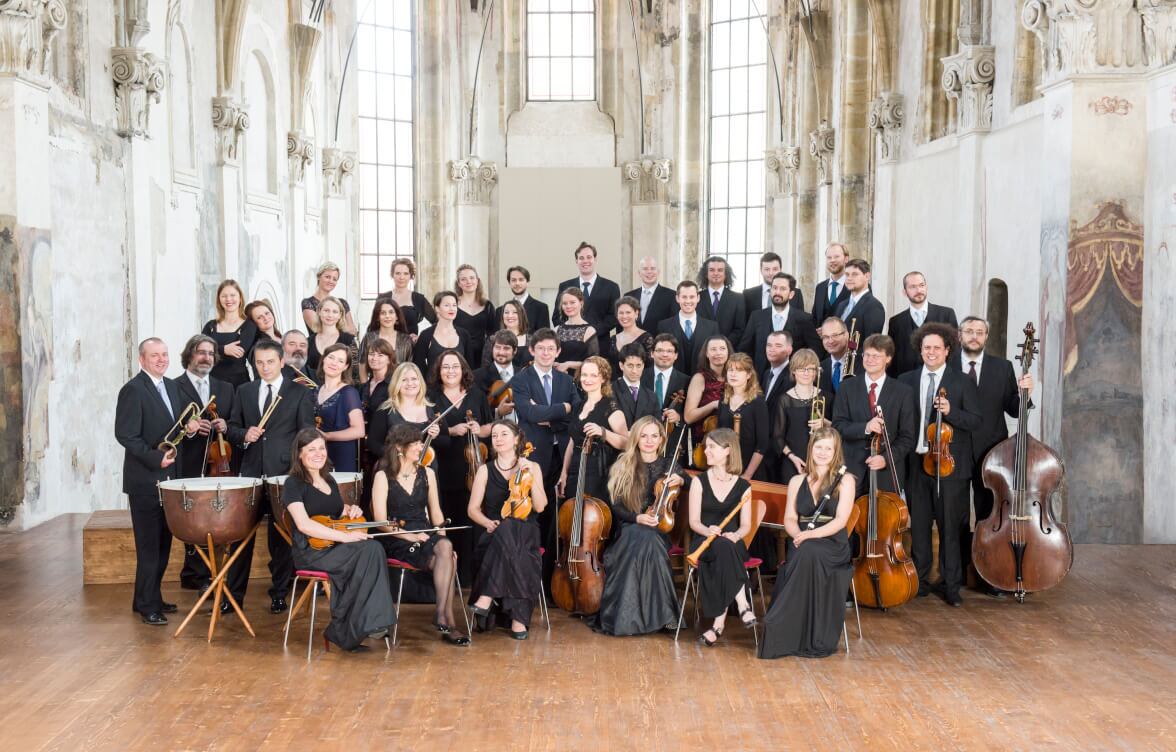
626 256 678 329
656 281 719 375
226 340 316 613
958 316 1035 597
553 241 622 350
760 331 795 482
501 265 550 333
612 342 661 427
739 273 823 370
832 335 918 497
886 271 959 377
898 323 982 607
834 258 886 339
817 316 853 411
114 338 200 625
280 330 313 384
509 328 582 586
643 333 690 449
812 242 851 327
742 252 805 320
474 330 520 422
696 256 746 345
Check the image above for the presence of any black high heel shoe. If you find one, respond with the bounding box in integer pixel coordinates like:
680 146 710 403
698 627 723 647
738 605 758 629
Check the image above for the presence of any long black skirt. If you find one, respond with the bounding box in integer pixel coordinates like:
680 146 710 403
758 534 852 659
692 535 750 619
294 539 397 651
592 523 678 636
471 518 542 628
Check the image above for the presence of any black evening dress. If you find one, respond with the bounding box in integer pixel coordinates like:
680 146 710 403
202 319 258 387
470 463 543 628
456 303 496 367
592 456 679 636
412 326 471 376
395 291 436 334
565 398 617 504
365 405 449 468
306 331 358 376
773 389 832 483
605 331 654 373
432 389 493 581
285 475 396 650
717 396 771 481
317 385 362 472
556 323 595 372
377 467 444 570
759 479 852 659
692 473 751 619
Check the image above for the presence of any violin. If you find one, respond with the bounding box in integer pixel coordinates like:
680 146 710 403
922 387 956 481
501 442 536 520
205 398 233 477
691 414 719 470
973 323 1073 602
417 403 459 468
646 428 686 533
488 380 512 410
463 410 488 490
306 514 405 550
551 436 612 615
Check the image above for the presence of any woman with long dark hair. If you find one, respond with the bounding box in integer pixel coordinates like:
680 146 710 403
359 296 413 380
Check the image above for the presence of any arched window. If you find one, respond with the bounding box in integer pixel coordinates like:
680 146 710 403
708 1 768 285
527 0 595 101
357 0 415 298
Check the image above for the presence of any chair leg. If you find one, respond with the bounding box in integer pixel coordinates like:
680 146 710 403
755 567 767 615
307 580 319 661
674 568 694 642
850 578 863 638
453 568 473 642
843 620 850 655
537 588 551 628
391 568 406 646
284 576 300 648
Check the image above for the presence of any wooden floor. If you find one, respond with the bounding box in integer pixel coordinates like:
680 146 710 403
2 515 1175 751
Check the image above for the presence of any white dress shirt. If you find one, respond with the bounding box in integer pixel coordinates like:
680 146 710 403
258 375 284 416
916 365 946 453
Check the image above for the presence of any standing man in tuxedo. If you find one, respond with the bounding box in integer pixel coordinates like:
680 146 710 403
696 256 746 345
760 330 795 482
898 323 982 607
957 316 1034 597
886 271 959 377
835 258 886 339
501 265 550 333
831 334 918 496
742 252 805 320
657 281 719 375
226 340 316 614
739 272 823 369
627 256 678 329
642 333 690 449
612 343 661 427
554 241 621 351
509 328 582 586
114 337 199 625
812 242 851 326
817 317 853 410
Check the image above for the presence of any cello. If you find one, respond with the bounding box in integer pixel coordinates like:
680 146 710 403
551 436 612 615
851 406 918 610
972 323 1073 603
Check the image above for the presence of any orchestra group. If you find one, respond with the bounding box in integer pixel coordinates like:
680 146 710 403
115 241 1042 659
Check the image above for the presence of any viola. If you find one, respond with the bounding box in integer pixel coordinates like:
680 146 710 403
551 436 611 615
501 442 536 520
205 398 233 477
646 428 686 534
922 388 956 480
463 410 488 491
691 414 720 470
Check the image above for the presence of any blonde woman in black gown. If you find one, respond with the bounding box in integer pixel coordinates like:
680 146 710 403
759 427 855 659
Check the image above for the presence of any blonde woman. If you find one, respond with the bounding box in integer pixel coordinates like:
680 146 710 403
307 296 357 374
772 348 832 483
365 362 445 467
454 264 496 366
716 353 770 481
301 261 357 335
202 279 257 387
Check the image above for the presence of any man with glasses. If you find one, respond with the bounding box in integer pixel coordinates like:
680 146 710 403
641 333 690 449
886 271 959 377
817 317 853 411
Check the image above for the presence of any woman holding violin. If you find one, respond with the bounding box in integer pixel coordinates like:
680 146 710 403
365 362 446 468
370 424 469 646
315 343 364 473
467 420 547 639
283 428 396 653
591 417 682 636
759 427 855 659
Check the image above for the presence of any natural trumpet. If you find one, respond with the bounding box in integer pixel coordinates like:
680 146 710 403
810 391 826 424
845 318 860 378
157 402 203 460
289 365 318 389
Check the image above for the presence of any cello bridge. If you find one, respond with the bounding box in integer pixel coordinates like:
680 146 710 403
1009 515 1032 521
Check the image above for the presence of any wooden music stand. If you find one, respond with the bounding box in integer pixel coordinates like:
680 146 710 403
172 523 262 641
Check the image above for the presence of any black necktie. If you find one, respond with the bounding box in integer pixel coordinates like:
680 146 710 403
968 360 978 385
263 383 273 415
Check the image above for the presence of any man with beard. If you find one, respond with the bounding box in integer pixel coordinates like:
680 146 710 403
817 316 853 410
625 256 678 329
812 242 852 326
695 255 746 345
281 330 315 386
742 252 805 320
834 258 886 339
739 272 822 370
886 271 959 377
500 265 550 333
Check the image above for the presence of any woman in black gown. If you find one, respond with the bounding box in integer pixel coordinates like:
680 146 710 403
687 428 758 646
413 290 471 375
557 356 629 503
364 362 447 470
387 257 436 334
554 287 598 378
454 264 496 367
605 296 653 374
592 416 682 636
370 423 470 646
759 427 855 659
467 420 548 639
716 353 770 481
283 429 396 652
202 279 257 387
773 348 832 483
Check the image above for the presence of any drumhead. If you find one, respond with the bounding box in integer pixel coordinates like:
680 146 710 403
158 477 262 491
333 472 363 485
265 475 289 487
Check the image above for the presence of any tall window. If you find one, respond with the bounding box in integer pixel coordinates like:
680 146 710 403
357 1 415 298
527 0 595 101
708 2 768 287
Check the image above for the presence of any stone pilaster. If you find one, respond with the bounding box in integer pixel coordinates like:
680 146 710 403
212 96 249 165
808 123 835 186
112 47 166 139
0 0 66 79
941 45 995 134
623 157 672 288
287 131 314 185
765 146 800 197
869 92 904 163
448 156 498 206
622 157 671 205
322 147 356 197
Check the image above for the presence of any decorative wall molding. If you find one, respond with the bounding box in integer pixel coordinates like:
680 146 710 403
211 96 249 165
449 156 498 205
1023 0 1176 83
112 46 166 139
622 157 672 204
809 123 835 186
0 0 67 79
868 92 904 163
287 131 314 184
322 147 356 197
765 146 801 197
1089 95 1133 116
942 45 995 134
288 23 321 129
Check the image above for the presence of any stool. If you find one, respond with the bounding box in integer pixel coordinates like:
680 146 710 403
388 555 472 645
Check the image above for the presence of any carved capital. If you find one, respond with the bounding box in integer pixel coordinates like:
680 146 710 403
622 156 671 204
765 146 801 197
112 46 166 139
322 146 357 197
0 0 66 80
449 156 498 205
1023 0 1175 83
869 92 905 163
212 96 249 165
808 123 835 186
287 131 315 184
942 45 994 134
1139 0 1176 68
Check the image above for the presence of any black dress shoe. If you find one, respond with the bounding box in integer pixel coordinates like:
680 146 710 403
219 600 233 616
944 591 963 607
141 612 168 626
270 597 288 614
917 582 930 598
161 602 178 614
976 582 1007 599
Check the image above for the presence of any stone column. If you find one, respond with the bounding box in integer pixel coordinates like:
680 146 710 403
941 45 995 135
668 0 706 283
809 122 835 253
623 157 671 288
321 146 356 286
448 156 498 281
212 96 249 280
869 92 904 298
765 145 800 277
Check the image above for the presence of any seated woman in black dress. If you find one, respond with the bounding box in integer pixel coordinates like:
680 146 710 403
467 420 548 639
593 416 682 636
315 343 364 472
283 428 396 653
687 428 758 646
759 427 855 659
370 423 469 646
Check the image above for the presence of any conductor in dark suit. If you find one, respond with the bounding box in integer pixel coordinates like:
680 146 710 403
898 324 982 607
226 340 316 613
501 265 550 333
831 335 918 496
509 328 582 585
834 258 886 339
886 271 959 377
612 342 661 427
742 252 805 320
114 338 200 625
656 281 719 375
553 241 622 350
696 256 746 345
812 242 851 326
626 255 678 329
739 273 823 370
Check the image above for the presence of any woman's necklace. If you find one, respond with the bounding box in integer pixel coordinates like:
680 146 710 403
495 457 518 473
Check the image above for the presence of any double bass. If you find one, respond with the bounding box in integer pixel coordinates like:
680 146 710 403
851 406 918 610
551 436 612 615
972 323 1073 603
